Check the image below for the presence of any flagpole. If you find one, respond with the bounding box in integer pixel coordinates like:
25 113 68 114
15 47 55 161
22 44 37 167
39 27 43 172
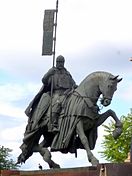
49 0 59 131
52 0 58 67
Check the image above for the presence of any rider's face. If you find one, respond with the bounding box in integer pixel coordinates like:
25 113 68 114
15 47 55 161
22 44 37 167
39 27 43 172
56 61 64 69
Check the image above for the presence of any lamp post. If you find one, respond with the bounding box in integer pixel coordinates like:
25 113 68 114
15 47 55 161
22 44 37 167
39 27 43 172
128 59 132 162
130 137 132 162
129 58 132 162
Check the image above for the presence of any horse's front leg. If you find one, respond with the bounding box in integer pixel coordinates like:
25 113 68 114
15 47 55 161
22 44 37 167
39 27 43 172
97 109 123 139
76 120 99 166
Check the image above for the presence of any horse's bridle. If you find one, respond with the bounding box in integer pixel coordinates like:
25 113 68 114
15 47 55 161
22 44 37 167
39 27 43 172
72 90 113 112
72 90 103 111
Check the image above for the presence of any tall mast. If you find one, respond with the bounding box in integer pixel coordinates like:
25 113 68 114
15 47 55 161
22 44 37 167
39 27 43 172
52 0 59 67
49 0 59 131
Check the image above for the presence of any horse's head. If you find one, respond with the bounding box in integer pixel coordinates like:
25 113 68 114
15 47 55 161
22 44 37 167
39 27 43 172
100 75 122 106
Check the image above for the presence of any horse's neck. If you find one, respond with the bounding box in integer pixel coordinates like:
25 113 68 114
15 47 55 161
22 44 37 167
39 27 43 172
76 77 101 104
76 71 113 104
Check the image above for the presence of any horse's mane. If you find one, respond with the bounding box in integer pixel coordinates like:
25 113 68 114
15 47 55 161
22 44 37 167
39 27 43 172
86 71 113 79
79 71 114 85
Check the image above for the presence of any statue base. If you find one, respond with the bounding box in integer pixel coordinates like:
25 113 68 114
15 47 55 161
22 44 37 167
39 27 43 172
0 163 132 176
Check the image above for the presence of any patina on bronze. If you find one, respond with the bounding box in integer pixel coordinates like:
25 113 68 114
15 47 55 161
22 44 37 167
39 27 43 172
17 70 123 168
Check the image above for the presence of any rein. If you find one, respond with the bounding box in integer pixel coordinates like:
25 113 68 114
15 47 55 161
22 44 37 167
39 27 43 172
73 90 101 101
72 90 103 111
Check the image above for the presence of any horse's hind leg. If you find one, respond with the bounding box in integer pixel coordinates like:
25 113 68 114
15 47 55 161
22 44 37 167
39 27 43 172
33 145 60 169
40 147 60 169
76 120 99 166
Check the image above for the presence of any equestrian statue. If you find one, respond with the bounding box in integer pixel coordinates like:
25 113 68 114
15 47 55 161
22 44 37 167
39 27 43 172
17 55 123 168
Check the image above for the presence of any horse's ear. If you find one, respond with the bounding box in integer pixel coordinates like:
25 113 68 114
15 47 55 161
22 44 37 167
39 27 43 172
110 75 119 80
117 78 123 83
110 75 122 82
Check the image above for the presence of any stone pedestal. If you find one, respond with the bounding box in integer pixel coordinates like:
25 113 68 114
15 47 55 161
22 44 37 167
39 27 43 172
0 163 132 176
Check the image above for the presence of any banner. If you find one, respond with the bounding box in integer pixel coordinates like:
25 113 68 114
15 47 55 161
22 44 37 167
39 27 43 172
42 10 55 55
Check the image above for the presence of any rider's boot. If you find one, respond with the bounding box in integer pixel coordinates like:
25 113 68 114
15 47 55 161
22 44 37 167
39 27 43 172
52 112 59 133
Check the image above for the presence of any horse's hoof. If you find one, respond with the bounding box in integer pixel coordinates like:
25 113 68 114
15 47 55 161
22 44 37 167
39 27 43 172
91 157 99 166
49 161 60 169
113 127 122 139
54 163 60 168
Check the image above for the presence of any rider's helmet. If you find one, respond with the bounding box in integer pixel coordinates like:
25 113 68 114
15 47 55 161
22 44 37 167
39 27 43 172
56 55 65 69
56 55 65 63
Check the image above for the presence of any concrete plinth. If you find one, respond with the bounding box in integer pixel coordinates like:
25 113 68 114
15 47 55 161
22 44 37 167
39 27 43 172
0 163 132 176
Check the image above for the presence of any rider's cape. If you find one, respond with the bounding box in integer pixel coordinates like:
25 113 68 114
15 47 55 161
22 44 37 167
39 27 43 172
25 84 49 118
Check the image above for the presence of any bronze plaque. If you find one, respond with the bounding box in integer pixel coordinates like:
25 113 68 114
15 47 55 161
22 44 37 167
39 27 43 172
42 10 55 55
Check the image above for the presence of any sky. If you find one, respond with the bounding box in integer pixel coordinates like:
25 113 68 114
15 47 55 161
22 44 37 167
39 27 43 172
0 0 132 170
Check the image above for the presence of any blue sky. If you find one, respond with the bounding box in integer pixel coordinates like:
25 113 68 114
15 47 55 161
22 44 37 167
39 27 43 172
0 0 132 170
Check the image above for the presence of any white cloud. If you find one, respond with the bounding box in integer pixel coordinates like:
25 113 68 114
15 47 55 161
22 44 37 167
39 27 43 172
120 84 132 102
0 102 24 118
0 84 26 102
123 93 132 101
0 82 40 103
0 0 132 54
0 82 40 119
56 0 132 54
0 124 25 142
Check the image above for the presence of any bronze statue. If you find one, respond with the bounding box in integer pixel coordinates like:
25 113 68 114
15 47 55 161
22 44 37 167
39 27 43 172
17 65 123 168
25 55 77 132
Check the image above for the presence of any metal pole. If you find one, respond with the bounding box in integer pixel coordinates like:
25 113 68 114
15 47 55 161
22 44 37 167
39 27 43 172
52 0 58 67
49 0 59 131
129 60 132 162
130 137 132 162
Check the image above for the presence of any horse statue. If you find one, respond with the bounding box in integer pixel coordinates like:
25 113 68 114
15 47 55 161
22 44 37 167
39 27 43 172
17 71 123 168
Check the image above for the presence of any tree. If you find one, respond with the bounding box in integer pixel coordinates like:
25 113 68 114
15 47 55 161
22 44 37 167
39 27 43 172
0 146 19 170
100 110 132 163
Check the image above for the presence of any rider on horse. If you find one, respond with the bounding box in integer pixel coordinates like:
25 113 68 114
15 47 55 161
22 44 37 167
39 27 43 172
25 55 77 132
17 69 123 168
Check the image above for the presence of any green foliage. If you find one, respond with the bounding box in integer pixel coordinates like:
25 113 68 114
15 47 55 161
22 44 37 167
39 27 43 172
0 146 19 170
100 111 132 163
